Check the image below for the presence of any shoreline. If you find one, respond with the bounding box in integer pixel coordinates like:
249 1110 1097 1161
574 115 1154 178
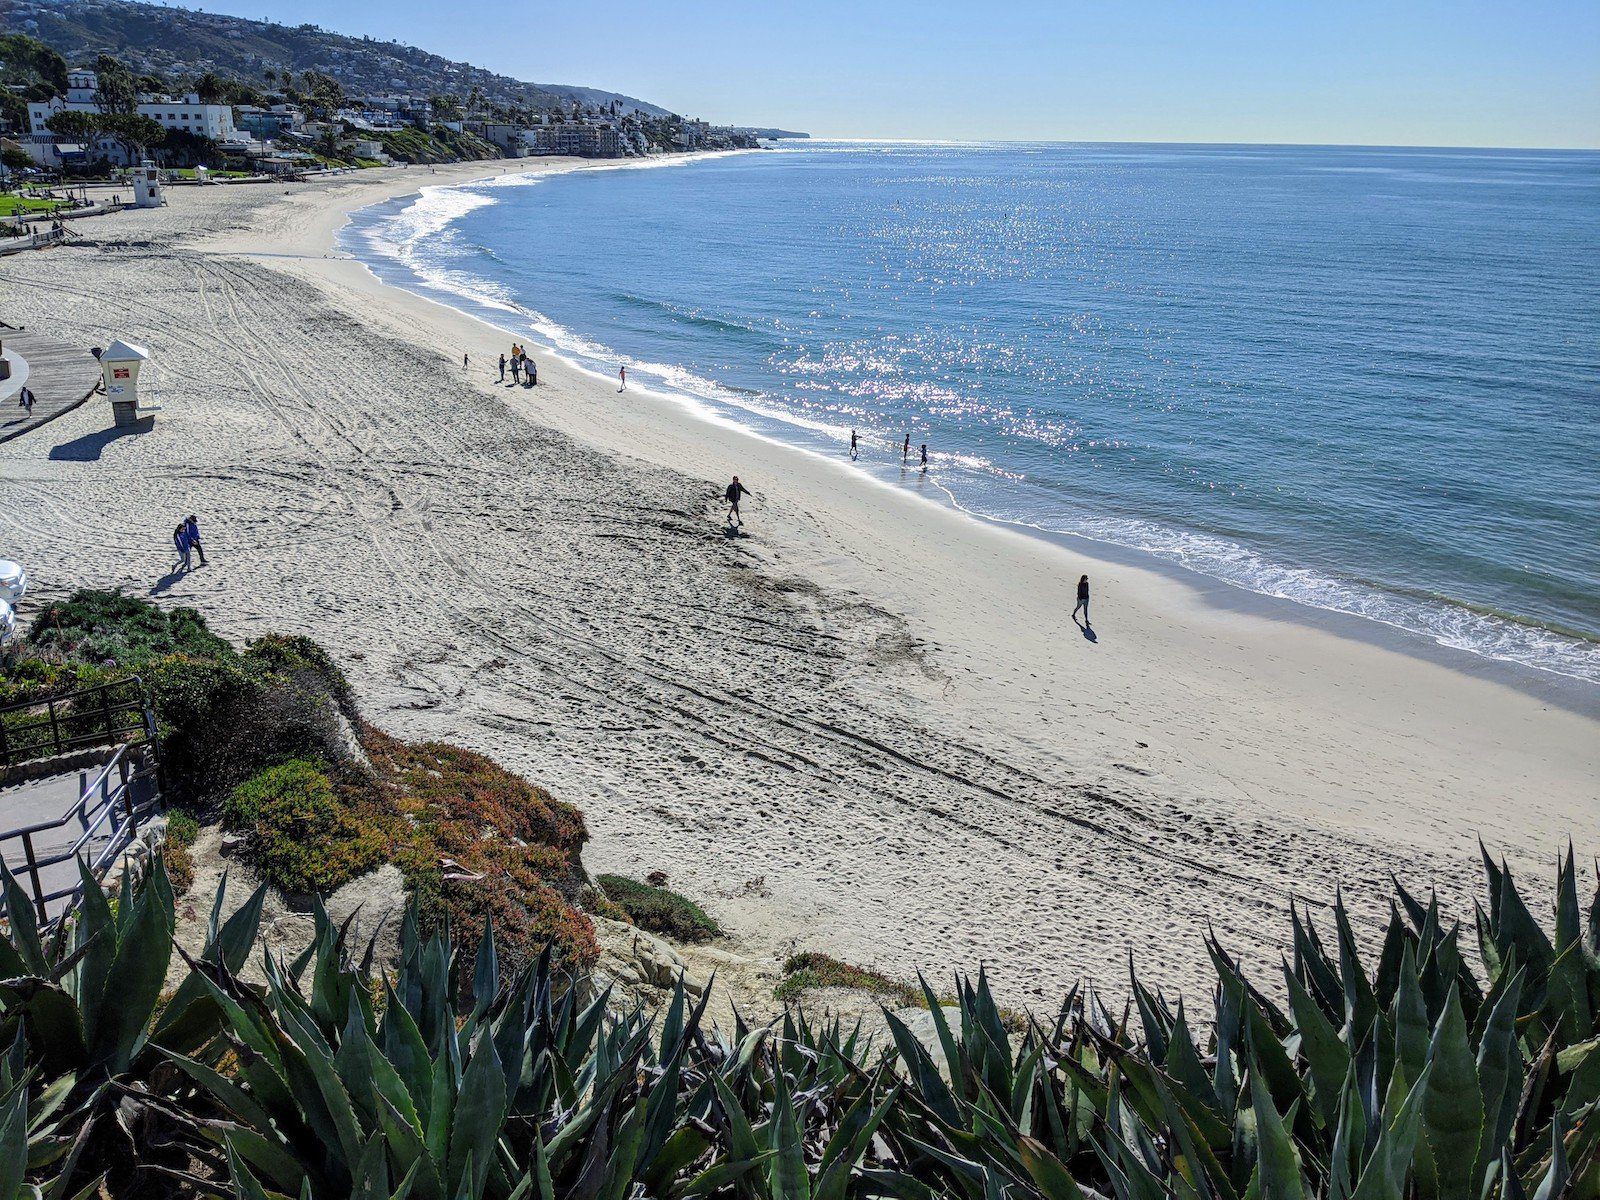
337 163 1599 714
2 157 1596 1006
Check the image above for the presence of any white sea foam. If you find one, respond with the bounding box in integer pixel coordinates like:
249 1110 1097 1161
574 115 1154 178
960 503 1600 685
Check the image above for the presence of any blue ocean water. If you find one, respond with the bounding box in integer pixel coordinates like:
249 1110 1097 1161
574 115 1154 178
345 143 1600 684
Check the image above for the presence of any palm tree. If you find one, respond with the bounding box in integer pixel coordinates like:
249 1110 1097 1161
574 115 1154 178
314 126 343 162
194 71 225 105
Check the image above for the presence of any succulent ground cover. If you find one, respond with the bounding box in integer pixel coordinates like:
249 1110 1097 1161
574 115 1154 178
596 874 723 944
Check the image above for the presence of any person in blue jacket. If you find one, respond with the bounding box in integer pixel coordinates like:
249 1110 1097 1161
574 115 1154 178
184 514 207 567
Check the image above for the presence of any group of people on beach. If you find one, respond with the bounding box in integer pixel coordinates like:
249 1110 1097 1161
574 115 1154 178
171 514 206 573
471 346 1091 625
499 345 538 387
848 428 929 472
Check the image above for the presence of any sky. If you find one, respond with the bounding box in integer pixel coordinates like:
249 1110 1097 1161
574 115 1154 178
194 0 1600 148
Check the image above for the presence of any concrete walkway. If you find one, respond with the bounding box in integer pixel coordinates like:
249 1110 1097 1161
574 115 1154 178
0 328 100 443
0 769 110 919
0 747 160 922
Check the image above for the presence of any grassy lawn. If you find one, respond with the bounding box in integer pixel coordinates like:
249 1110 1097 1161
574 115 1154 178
168 167 254 179
0 195 64 217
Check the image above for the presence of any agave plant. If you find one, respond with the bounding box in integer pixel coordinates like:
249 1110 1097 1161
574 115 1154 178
850 843 1600 1200
172 900 894 1199
5 837 1599 1200
0 855 269 1196
0 1027 106 1200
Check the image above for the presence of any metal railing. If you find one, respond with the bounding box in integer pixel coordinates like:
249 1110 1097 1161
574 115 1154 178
0 676 155 768
0 741 162 924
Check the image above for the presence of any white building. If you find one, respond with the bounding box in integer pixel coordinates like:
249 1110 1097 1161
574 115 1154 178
25 68 239 165
350 138 392 163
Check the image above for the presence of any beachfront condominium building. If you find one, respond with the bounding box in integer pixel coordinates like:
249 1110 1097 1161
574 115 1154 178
24 68 239 166
481 124 530 156
528 121 622 158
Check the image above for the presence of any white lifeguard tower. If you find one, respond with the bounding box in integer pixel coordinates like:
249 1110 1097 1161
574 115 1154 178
130 162 164 208
100 340 158 427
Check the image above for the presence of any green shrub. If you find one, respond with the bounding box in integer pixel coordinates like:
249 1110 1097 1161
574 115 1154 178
26 589 233 666
166 810 199 847
0 655 122 707
224 759 384 895
596 874 721 943
245 633 355 716
5 594 360 810
145 649 354 813
143 652 265 811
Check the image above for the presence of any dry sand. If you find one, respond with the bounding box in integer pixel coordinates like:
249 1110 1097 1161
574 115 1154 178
2 159 1596 1007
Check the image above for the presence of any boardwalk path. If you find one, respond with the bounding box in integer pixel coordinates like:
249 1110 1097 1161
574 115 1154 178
0 329 100 443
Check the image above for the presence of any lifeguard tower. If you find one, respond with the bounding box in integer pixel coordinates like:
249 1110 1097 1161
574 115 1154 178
130 162 164 209
99 340 159 427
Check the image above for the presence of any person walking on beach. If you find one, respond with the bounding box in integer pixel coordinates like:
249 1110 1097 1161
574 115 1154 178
463 352 470 370
498 353 506 382
902 433 911 464
184 514 207 567
724 476 751 526
527 359 537 386
850 429 858 459
1071 574 1090 625
511 356 521 384
920 443 928 472
172 522 191 573
618 365 627 392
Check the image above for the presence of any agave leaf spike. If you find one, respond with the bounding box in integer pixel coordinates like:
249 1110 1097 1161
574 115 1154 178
1472 964 1526 1185
1284 962 1351 1132
470 915 498 1021
1413 987 1484 1200
1528 1110 1568 1200
1371 907 1409 1014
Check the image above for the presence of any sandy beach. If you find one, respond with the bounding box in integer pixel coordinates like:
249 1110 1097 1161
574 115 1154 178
2 158 1595 1006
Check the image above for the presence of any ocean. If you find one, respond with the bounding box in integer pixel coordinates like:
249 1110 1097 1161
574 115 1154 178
343 142 1600 684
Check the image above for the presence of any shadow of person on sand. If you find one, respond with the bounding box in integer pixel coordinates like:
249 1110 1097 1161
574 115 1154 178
1074 617 1098 643
149 566 188 596
50 419 153 462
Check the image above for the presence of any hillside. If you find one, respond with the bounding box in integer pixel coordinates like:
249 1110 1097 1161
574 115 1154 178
1 0 678 117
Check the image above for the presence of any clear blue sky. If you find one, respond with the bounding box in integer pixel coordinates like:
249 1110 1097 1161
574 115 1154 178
197 0 1599 147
